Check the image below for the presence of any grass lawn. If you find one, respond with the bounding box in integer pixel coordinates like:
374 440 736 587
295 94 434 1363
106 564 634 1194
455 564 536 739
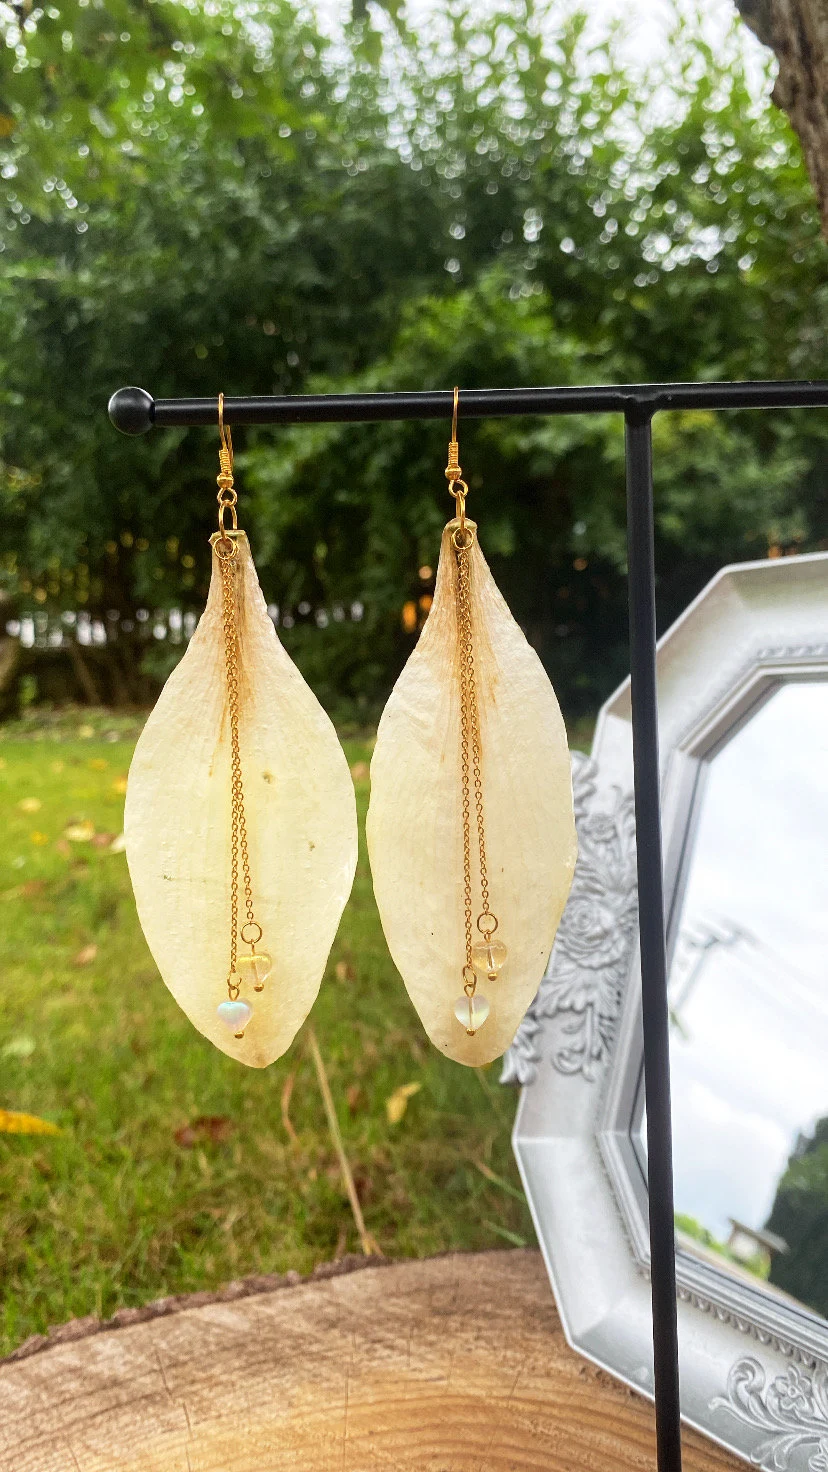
0 708 537 1357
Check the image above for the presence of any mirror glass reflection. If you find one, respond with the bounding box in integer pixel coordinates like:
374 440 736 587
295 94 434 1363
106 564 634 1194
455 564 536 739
650 681 828 1319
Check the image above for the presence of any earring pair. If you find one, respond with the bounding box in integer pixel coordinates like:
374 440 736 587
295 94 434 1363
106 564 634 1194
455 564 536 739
124 392 576 1069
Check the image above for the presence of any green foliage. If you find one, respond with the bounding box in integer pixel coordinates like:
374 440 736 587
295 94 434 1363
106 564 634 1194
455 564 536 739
675 1211 722 1249
675 1212 768 1280
766 1118 828 1317
0 722 530 1354
1 1 827 718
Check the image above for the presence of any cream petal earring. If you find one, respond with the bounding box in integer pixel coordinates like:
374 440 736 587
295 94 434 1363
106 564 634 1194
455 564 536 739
366 389 577 1066
124 395 358 1068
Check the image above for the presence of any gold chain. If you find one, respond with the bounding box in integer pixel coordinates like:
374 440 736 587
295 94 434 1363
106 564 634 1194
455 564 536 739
456 541 474 979
454 534 497 997
217 548 258 996
214 394 262 1010
446 386 499 1003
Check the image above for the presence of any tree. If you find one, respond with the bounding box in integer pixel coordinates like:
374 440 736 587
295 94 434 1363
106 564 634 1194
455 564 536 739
766 1116 828 1317
736 2 828 237
244 9 828 718
1 3 827 721
0 0 454 702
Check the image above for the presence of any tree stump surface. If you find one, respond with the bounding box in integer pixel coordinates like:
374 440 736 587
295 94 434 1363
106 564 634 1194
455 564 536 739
0 1250 744 1472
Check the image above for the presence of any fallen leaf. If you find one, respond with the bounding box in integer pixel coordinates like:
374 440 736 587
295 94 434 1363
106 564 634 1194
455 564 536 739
174 1115 233 1148
280 1071 298 1145
346 1083 363 1115
88 758 108 770
350 761 369 781
334 960 354 983
0 1109 62 1135
21 880 45 898
108 833 126 854
54 839 71 858
18 797 42 813
73 943 98 967
111 777 128 795
64 820 95 842
77 725 94 739
1 1036 36 1060
29 831 49 846
91 832 115 849
385 1081 422 1125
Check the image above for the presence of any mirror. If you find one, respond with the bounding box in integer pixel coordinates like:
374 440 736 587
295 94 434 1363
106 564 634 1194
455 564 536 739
511 554 828 1461
665 679 828 1319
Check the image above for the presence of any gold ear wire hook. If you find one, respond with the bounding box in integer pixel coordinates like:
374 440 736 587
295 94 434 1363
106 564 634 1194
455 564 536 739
445 385 469 533
216 392 238 541
218 392 234 476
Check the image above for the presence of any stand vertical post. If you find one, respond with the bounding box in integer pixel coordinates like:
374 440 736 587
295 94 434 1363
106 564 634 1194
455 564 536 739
625 408 683 1472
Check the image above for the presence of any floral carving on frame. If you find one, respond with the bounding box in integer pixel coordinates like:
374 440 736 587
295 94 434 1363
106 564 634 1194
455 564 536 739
501 753 637 1086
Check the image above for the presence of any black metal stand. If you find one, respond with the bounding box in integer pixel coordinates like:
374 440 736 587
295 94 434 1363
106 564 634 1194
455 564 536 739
109 378 828 1472
625 408 682 1470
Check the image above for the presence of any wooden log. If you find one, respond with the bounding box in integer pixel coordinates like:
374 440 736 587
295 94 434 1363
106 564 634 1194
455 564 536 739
0 1251 743 1472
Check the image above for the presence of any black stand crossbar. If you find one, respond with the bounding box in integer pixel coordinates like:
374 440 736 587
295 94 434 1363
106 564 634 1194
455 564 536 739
109 377 828 1472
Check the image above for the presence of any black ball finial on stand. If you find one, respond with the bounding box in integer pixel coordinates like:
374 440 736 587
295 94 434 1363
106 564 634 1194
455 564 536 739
108 386 155 435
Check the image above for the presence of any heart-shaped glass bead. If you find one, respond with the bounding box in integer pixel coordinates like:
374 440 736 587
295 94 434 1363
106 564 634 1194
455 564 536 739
238 951 272 992
471 938 507 981
217 999 252 1034
453 992 490 1035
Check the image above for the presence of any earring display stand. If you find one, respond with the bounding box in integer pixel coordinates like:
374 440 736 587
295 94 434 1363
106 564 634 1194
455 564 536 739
109 377 828 1472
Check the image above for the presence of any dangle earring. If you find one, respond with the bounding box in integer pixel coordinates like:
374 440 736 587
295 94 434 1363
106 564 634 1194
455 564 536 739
211 408 268 1039
367 389 577 1066
124 395 357 1069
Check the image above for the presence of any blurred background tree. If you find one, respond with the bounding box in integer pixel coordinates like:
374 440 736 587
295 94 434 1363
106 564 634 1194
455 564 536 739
1 0 826 723
766 1115 828 1318
736 0 828 236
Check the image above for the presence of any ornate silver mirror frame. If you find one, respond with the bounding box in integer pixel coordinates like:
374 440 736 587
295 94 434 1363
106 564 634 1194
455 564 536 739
504 551 828 1470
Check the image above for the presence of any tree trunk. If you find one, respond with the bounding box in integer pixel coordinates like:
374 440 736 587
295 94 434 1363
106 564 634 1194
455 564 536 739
0 637 20 719
0 1250 743 1472
737 0 828 235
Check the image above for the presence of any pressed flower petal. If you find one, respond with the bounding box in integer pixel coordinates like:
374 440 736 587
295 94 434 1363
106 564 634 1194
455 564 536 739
125 533 357 1068
367 521 576 1066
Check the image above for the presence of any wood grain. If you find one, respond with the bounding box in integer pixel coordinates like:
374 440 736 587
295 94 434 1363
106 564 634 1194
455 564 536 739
0 1250 744 1471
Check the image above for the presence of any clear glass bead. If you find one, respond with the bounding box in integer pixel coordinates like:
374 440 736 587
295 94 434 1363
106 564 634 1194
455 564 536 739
453 992 490 1035
238 951 272 993
471 939 507 981
217 999 252 1037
